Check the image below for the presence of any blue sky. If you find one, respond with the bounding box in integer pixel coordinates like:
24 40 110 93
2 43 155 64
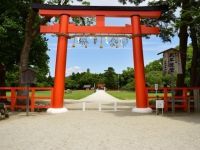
46 0 179 76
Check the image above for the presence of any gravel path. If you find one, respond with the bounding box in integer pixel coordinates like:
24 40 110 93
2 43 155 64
81 90 119 102
65 90 129 111
0 91 200 150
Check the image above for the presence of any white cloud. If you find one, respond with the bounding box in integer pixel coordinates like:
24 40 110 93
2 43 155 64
66 66 83 76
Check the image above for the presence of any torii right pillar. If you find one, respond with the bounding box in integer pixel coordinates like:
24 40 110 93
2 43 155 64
131 15 152 113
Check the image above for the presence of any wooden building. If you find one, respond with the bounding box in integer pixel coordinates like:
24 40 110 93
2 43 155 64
96 83 105 90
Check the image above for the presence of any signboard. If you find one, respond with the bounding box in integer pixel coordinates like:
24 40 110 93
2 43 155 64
156 100 164 109
159 48 182 75
21 69 36 84
155 84 158 91
20 68 36 116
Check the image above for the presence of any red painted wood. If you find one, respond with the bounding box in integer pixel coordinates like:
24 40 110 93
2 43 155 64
31 89 35 112
40 23 159 35
132 16 147 108
39 9 161 18
52 15 69 108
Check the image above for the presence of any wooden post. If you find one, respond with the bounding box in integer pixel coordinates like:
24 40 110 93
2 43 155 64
31 89 35 112
131 16 151 113
164 88 168 112
52 15 69 108
11 88 16 112
183 88 187 112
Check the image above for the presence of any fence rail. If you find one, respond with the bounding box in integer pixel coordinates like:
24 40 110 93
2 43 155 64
147 87 200 112
0 87 53 112
1 87 200 112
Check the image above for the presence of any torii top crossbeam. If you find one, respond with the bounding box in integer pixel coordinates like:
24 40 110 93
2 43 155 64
33 4 166 17
32 4 167 35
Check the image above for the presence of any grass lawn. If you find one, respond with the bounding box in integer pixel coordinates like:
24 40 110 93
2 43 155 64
107 91 136 100
35 90 94 100
6 90 94 100
107 90 166 100
63 90 94 100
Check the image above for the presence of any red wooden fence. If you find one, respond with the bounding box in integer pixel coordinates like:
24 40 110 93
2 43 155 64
147 87 200 112
0 87 53 112
1 87 199 112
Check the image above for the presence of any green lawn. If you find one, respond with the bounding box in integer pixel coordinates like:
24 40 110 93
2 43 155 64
36 90 94 100
107 90 166 100
6 90 94 100
107 91 136 100
63 90 94 100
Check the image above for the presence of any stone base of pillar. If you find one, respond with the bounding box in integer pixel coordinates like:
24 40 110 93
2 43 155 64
132 107 152 113
47 107 68 114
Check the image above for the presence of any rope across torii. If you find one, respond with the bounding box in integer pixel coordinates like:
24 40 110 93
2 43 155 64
32 4 167 113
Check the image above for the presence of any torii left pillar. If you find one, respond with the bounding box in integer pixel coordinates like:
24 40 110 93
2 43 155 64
47 15 69 113
131 16 152 113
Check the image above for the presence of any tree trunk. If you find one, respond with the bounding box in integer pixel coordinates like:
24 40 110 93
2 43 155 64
19 9 36 84
176 25 188 87
19 2 50 83
0 64 10 104
176 0 189 88
17 3 50 105
0 63 6 99
190 24 200 87
17 8 36 105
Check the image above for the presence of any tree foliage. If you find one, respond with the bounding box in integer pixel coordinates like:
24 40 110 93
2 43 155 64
120 67 134 90
119 0 200 87
104 67 118 89
145 59 162 73
0 0 50 86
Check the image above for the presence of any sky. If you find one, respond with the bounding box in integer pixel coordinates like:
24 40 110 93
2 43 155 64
46 0 179 76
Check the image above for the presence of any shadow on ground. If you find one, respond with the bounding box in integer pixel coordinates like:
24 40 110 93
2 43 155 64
103 110 200 124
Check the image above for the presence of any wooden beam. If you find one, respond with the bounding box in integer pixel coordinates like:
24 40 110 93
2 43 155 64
40 24 59 33
96 16 105 27
39 9 161 18
40 24 160 35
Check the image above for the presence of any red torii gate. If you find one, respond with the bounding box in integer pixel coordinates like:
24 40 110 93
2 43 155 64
33 4 166 113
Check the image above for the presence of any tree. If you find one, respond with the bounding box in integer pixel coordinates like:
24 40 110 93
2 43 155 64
65 78 79 89
0 0 91 89
187 1 200 86
19 0 92 86
175 0 190 88
0 0 51 87
145 59 164 87
78 72 95 88
29 35 50 86
19 0 50 85
146 71 163 86
0 0 25 87
104 67 118 89
119 0 200 87
120 67 134 90
0 64 6 97
145 59 162 73
185 45 193 86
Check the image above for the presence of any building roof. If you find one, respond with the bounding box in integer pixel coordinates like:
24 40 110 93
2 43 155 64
32 3 168 12
157 48 179 55
83 85 91 88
